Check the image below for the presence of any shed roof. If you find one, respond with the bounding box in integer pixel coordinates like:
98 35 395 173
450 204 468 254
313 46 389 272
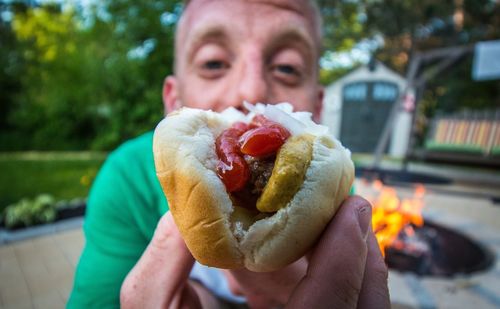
326 61 407 91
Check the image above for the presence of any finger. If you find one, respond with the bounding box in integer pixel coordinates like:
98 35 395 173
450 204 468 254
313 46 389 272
152 212 195 299
287 196 371 309
357 230 390 309
121 212 196 308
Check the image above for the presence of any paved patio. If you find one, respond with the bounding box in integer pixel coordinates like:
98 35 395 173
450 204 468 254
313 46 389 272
0 229 82 309
0 178 499 309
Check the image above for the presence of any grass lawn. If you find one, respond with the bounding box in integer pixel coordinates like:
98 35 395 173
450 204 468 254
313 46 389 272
0 152 107 213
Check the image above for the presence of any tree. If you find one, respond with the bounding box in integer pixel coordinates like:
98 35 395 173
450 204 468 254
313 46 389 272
8 3 101 149
316 0 368 85
85 0 182 149
3 1 183 150
0 2 26 150
365 0 500 72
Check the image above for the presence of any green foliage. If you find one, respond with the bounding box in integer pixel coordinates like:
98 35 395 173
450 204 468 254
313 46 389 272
5 4 103 150
319 66 359 86
0 4 25 141
315 2 370 86
318 0 366 52
429 56 500 113
1 1 182 151
3 194 57 228
79 1 181 149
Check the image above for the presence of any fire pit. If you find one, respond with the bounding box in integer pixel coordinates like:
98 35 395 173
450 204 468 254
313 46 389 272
359 178 500 308
367 179 494 277
385 220 494 276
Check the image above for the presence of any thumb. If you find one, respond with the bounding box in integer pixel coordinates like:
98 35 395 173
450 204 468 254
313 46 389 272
287 196 371 309
121 212 197 308
150 211 195 293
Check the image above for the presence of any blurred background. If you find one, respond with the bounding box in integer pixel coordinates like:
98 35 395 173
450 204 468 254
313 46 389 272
0 1 499 308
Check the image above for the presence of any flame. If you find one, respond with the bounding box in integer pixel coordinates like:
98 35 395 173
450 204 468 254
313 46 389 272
368 181 425 255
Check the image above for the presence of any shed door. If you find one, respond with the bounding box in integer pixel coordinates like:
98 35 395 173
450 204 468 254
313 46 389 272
340 81 399 153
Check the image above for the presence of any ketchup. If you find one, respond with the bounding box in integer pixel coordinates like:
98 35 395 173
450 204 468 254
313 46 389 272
215 116 290 192
215 122 250 192
239 125 290 157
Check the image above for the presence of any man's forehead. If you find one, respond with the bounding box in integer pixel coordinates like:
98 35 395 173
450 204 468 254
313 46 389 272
178 0 320 43
175 0 322 72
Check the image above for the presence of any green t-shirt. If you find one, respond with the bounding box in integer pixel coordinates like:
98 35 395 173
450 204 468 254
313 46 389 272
68 132 168 308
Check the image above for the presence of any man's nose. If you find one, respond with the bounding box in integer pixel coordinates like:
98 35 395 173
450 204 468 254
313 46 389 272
234 54 269 107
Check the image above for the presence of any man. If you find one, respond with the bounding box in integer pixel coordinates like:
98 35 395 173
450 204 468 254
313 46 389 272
68 0 390 308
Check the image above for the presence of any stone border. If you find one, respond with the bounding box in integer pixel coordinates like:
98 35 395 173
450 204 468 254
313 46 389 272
0 216 84 245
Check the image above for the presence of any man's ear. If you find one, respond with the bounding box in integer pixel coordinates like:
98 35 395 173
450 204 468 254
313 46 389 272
163 76 181 114
313 86 324 123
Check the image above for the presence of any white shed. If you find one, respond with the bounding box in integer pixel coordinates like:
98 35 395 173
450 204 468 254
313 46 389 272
321 61 413 157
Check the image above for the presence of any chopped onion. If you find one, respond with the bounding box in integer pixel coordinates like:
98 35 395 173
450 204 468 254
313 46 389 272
219 107 246 123
246 102 330 136
219 102 330 137
263 104 306 135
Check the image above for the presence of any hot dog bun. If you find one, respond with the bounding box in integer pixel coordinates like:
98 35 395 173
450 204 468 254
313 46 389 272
153 104 354 272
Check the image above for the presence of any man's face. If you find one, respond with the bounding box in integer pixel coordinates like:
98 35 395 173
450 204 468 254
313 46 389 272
164 0 323 119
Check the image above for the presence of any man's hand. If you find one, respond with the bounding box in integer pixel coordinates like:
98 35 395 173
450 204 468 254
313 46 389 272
121 196 390 309
120 212 208 308
287 196 390 309
222 196 390 309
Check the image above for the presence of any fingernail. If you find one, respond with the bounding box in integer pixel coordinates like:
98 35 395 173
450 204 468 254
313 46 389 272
358 206 371 240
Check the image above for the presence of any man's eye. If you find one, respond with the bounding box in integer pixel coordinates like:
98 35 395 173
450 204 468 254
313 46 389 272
272 64 302 86
198 60 229 79
275 64 299 75
203 60 228 70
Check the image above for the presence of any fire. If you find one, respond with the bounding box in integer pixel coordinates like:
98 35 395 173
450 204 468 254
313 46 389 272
368 180 425 255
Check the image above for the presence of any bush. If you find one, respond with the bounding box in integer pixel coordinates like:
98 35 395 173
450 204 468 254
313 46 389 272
3 194 57 229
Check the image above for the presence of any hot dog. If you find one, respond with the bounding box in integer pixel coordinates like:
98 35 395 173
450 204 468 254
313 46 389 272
153 103 354 271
